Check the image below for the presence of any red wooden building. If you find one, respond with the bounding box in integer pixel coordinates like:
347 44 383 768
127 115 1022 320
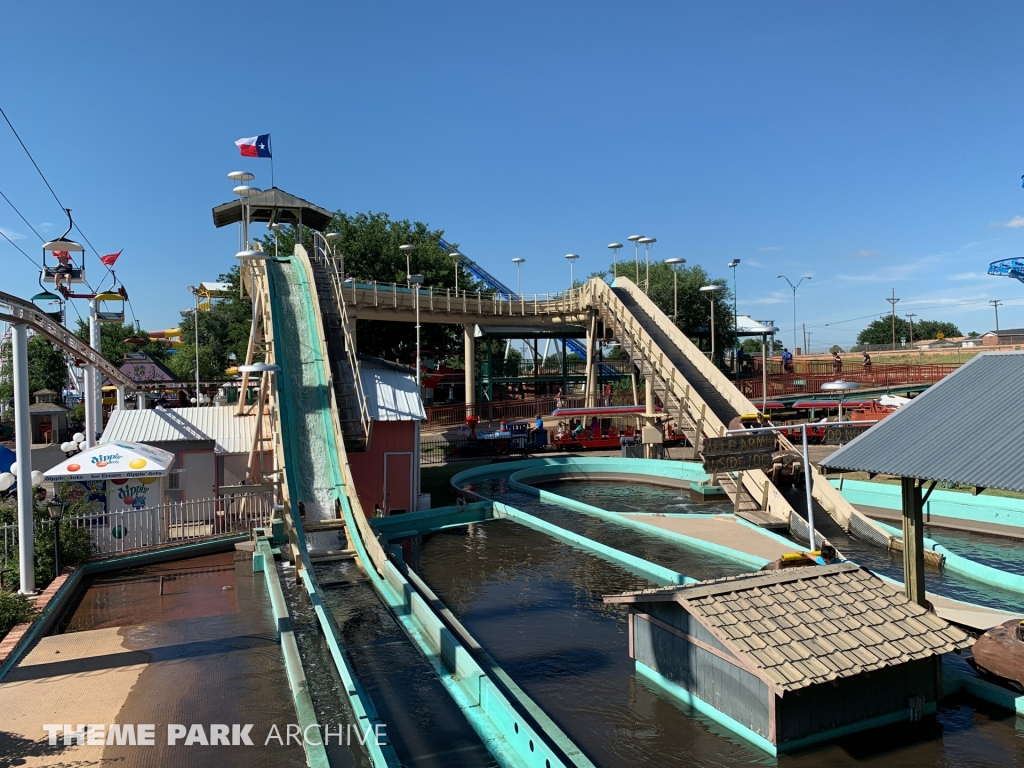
348 357 426 516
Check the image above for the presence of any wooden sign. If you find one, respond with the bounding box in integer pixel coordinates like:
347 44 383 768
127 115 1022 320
824 425 869 445
701 433 777 456
703 451 776 473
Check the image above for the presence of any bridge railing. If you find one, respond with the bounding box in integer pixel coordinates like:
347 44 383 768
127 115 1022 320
336 279 584 317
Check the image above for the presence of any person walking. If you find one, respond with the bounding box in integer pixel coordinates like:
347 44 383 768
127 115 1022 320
832 352 843 374
781 348 794 374
862 351 872 372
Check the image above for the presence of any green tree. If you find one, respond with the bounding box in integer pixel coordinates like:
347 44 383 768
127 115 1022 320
170 266 255 381
27 336 68 395
856 317 961 345
74 320 168 368
1 336 70 409
260 211 475 364
624 261 735 364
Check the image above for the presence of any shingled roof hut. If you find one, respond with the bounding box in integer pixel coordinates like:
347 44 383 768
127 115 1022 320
605 563 971 754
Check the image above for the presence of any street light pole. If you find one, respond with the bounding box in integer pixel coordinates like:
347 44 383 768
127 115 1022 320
410 274 424 389
729 260 741 381
628 235 643 284
511 258 525 296
665 258 686 320
400 244 416 287
607 243 623 280
777 275 812 354
187 286 200 405
450 251 464 294
565 254 579 303
700 284 726 362
638 237 656 293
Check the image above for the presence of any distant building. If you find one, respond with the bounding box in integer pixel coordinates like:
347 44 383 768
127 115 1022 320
28 389 70 444
605 564 971 755
981 328 1024 346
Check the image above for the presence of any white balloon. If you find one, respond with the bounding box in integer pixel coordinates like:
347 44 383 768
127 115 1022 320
72 433 85 443
30 471 44 485
0 473 13 491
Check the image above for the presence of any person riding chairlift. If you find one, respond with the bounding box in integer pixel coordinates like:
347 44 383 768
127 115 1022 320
53 250 73 292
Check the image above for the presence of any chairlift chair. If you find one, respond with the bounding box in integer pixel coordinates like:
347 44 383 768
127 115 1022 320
94 292 125 323
42 209 87 290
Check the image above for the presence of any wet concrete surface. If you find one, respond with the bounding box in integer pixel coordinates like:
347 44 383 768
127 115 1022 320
0 551 307 767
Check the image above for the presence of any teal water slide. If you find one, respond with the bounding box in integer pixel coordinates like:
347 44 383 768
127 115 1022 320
263 248 593 768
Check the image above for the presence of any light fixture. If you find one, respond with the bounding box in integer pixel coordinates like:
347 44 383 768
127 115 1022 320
238 363 282 373
228 171 255 182
232 185 262 197
236 249 271 260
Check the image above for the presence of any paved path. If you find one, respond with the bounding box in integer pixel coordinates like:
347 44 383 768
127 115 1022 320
622 514 790 562
0 552 306 767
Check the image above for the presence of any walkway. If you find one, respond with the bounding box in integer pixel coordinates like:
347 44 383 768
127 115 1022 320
0 552 306 767
620 514 790 561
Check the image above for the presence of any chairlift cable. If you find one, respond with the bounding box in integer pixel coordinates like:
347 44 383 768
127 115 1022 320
0 188 45 242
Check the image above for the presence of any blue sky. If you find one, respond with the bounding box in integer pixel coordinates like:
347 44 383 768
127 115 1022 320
2 1 1023 349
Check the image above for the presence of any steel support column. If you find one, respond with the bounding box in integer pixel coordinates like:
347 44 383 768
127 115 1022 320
464 324 475 418
12 323 34 593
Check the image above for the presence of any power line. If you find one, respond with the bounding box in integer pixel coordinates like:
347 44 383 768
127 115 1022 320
0 227 40 267
0 104 66 211
0 188 44 242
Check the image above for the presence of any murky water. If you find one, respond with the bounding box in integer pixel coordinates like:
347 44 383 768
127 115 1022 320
538 479 1024 616
416 517 1024 767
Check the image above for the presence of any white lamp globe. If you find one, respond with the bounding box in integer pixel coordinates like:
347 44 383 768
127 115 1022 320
72 433 85 443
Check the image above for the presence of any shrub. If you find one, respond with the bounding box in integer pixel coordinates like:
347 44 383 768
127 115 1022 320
0 589 35 638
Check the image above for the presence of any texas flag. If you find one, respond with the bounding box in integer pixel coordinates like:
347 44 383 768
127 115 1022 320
235 134 272 158
100 249 122 267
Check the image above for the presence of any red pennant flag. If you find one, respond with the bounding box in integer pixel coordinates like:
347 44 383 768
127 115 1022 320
100 249 122 267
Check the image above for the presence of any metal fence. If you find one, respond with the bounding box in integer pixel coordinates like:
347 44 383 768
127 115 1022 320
420 436 539 465
738 363 957 401
424 391 653 428
0 492 274 570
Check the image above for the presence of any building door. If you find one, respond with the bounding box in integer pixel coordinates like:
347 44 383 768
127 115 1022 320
383 452 412 515
181 451 217 501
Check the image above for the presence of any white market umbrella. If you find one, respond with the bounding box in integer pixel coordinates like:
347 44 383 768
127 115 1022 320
44 441 176 482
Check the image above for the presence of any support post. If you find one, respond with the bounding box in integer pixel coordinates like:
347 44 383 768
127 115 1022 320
585 313 597 407
89 298 103 439
901 476 926 606
644 376 655 458
631 366 639 407
734 470 744 514
12 324 34 594
84 364 96 448
136 392 146 410
464 324 475 418
116 385 126 410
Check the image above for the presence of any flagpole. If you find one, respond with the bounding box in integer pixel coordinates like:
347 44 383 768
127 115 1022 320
269 134 274 188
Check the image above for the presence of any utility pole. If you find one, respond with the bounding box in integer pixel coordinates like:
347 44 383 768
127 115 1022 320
990 299 1002 333
905 313 917 347
887 289 900 351
802 323 806 354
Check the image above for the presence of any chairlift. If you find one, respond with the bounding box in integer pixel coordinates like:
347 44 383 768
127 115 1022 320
124 321 148 345
95 292 125 323
41 209 86 292
31 289 65 323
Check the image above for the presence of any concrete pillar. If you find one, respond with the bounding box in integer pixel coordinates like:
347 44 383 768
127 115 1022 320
136 392 146 410
464 324 475 418
84 364 96 448
585 313 597 407
901 476 926 606
89 299 103 440
50 413 58 445
116 385 126 410
12 324 34 593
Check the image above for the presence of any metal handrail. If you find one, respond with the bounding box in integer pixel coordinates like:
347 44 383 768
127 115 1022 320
311 235 373 444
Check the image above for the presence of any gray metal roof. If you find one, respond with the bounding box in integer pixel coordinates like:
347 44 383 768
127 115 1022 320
101 405 271 454
606 563 971 692
358 357 426 422
822 351 1024 491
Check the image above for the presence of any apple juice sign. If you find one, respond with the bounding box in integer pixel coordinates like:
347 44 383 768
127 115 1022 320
108 476 159 510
